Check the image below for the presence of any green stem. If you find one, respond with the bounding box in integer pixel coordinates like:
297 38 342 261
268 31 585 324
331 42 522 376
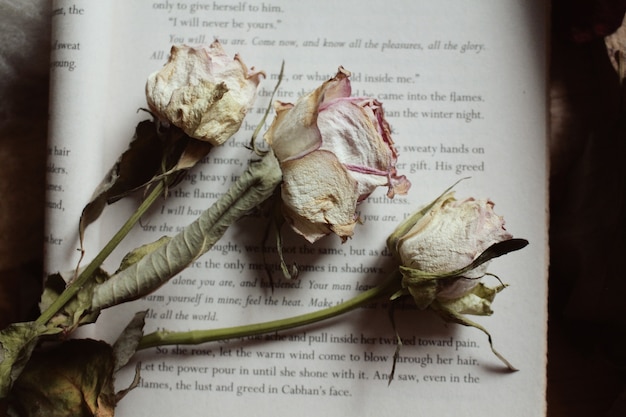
137 270 402 350
36 181 167 326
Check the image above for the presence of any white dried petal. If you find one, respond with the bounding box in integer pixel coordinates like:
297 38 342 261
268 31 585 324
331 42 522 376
265 67 410 242
398 193 512 299
146 41 264 145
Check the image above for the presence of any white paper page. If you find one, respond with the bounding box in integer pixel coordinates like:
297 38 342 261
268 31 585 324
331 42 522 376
45 0 115 273
46 1 548 416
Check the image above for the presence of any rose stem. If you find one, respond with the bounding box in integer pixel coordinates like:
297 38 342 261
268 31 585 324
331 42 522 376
137 270 402 350
36 181 167 326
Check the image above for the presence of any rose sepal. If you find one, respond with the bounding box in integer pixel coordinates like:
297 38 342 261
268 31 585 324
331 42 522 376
430 299 517 371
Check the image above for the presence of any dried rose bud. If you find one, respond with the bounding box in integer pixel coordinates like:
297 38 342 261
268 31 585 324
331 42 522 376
387 192 527 370
264 67 410 243
145 40 264 145
388 192 517 315
399 193 512 284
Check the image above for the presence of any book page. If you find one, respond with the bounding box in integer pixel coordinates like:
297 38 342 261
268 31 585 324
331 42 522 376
46 0 115 273
46 1 548 416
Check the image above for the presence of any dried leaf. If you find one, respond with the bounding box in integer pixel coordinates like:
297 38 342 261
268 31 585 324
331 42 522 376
115 236 171 274
8 339 116 417
0 268 20 330
112 311 147 372
39 269 110 332
173 138 213 171
78 120 212 247
0 322 61 398
37 273 66 317
406 281 438 310
438 282 504 316
79 120 165 245
430 301 517 371
91 151 282 310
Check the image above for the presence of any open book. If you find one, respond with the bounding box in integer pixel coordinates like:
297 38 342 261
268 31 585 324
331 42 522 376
46 0 548 415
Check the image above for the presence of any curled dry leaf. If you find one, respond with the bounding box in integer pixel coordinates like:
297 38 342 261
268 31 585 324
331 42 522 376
78 120 212 247
90 151 282 310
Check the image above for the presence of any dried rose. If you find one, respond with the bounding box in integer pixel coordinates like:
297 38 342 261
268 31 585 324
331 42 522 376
145 40 264 145
386 192 527 370
387 191 526 315
264 67 411 243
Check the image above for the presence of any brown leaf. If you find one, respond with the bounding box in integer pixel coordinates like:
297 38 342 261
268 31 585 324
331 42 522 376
112 311 147 372
79 120 165 245
78 119 213 247
9 339 116 417
0 322 61 398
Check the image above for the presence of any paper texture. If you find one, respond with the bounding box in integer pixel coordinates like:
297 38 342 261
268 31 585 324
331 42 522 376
46 0 548 415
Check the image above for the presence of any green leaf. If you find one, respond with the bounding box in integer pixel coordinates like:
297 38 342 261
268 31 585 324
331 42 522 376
91 151 282 310
0 322 61 398
8 339 116 417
